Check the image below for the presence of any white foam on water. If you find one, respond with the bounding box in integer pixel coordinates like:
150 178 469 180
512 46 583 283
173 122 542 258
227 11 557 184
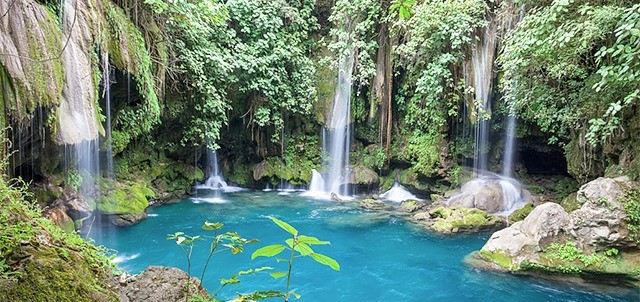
112 253 140 264
380 182 419 203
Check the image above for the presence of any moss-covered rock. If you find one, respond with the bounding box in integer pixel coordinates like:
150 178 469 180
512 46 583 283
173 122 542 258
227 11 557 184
399 200 424 213
253 156 315 185
559 192 581 212
359 199 393 211
411 206 505 234
95 181 153 215
508 203 534 224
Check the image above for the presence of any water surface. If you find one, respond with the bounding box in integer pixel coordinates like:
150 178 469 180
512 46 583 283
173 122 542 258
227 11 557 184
94 191 639 301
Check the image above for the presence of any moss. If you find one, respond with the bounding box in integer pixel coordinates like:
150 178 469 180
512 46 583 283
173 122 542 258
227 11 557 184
398 169 430 192
103 1 160 147
225 162 252 187
508 203 534 223
479 250 516 270
253 156 316 185
95 181 152 215
428 207 503 233
559 192 581 212
1 169 118 301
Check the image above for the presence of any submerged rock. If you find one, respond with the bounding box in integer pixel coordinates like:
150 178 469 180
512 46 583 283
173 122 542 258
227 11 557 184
471 177 640 287
411 206 505 234
119 266 207 302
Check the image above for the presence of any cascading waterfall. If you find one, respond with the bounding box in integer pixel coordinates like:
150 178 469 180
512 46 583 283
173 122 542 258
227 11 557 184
202 149 228 189
468 19 497 173
502 114 517 178
307 28 355 199
454 16 524 215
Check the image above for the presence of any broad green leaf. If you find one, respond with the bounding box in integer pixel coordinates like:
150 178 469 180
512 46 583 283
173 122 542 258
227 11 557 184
294 242 314 256
309 253 340 271
251 244 285 260
269 272 287 279
297 235 330 245
269 217 298 235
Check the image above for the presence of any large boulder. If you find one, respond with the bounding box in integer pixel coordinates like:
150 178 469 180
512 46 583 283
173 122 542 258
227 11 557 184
346 165 380 187
480 203 570 266
472 177 640 286
570 176 638 250
119 266 207 302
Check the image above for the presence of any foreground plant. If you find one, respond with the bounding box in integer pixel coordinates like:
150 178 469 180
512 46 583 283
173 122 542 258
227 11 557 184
167 222 258 301
251 217 340 301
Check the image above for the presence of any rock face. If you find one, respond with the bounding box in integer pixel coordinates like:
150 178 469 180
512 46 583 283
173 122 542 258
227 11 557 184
119 266 207 302
473 177 640 286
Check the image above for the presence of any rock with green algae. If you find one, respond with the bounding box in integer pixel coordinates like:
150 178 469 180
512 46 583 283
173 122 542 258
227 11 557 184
470 177 640 287
399 200 424 213
411 206 505 234
253 157 315 185
347 165 380 187
508 203 534 224
95 181 154 226
359 199 393 211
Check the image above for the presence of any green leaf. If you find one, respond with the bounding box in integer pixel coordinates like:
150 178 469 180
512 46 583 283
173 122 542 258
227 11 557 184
297 235 330 245
290 291 302 299
294 242 314 256
251 244 286 260
269 217 298 235
269 272 287 279
309 253 340 271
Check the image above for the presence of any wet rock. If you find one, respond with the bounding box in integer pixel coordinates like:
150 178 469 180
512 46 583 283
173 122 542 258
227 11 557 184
57 189 94 220
330 192 342 202
411 206 505 234
399 200 423 213
42 206 75 233
473 177 640 286
346 165 379 186
359 199 393 211
109 213 148 227
120 266 207 302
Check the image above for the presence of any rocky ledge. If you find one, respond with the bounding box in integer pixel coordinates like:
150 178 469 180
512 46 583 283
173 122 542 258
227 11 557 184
469 176 640 287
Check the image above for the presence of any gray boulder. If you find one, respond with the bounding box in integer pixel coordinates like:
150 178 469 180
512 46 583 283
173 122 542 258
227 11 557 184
119 266 207 302
481 202 570 264
570 176 638 250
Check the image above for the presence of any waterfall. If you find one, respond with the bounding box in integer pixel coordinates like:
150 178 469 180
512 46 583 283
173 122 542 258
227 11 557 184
202 149 227 188
104 54 114 180
306 30 355 199
467 18 497 173
502 114 517 177
197 149 243 193
452 16 524 214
